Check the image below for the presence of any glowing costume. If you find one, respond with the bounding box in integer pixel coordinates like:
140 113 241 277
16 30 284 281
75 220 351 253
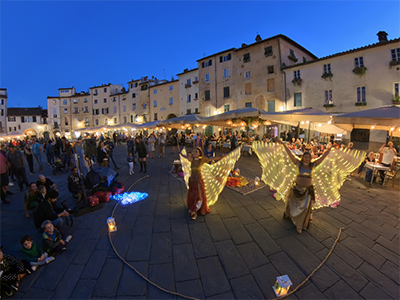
180 146 242 215
252 142 366 230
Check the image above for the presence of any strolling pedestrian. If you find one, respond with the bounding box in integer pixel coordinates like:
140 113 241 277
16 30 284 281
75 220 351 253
135 137 148 173
6 145 29 192
31 140 44 171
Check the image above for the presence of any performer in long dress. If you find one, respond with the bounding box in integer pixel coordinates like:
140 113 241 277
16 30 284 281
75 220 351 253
180 146 242 220
252 141 365 233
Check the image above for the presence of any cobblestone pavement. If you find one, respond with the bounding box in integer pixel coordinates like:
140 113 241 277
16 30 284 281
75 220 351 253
1 145 399 299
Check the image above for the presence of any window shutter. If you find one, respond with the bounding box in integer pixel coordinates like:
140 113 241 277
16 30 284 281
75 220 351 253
228 53 231 60
201 62 205 68
209 60 212 66
220 56 223 63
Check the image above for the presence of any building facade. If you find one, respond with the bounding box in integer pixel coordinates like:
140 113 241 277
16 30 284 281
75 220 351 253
283 31 400 150
6 107 48 139
0 88 7 134
177 68 199 116
149 79 180 122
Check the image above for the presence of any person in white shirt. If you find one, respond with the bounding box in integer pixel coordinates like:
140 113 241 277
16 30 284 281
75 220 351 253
378 142 397 183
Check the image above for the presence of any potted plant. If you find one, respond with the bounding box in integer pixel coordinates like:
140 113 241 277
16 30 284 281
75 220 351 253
353 66 367 76
321 72 333 80
292 78 302 87
393 95 400 104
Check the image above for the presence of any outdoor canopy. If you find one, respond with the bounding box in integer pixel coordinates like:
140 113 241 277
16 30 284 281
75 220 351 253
158 114 209 127
204 107 264 127
135 121 160 129
333 106 400 137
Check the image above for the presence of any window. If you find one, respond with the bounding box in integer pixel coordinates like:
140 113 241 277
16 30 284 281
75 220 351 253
112 97 116 102
63 99 67 105
220 53 231 62
104 88 107 93
303 57 307 63
73 98 78 104
223 87 230 98
124 117 127 123
194 93 198 99
123 106 126 112
202 59 212 68
169 97 173 105
141 85 148 91
8 116 15 122
325 90 333 104
357 87 366 103
205 73 210 82
131 115 134 122
105 119 108 125
132 103 136 110
65 117 69 126
169 85 173 91
64 108 68 114
153 100 157 107
391 48 400 61
130 83 133 89
84 106 88 113
154 89 157 94
243 53 250 63
195 108 199 114
355 57 364 67
95 119 99 125
264 46 273 56
94 89 98 95
187 95 191 103
93 109 99 115
186 109 191 115
85 117 89 123
187 79 191 85
267 78 275 92
244 70 251 79
154 113 158 120
323 64 331 73
205 90 210 101
114 118 117 124
114 107 117 113
132 93 136 98
268 100 275 112
53 108 57 117
294 70 301 79
94 99 98 104
104 98 107 103
245 83 252 95
245 102 252 108
394 83 399 97
223 68 229 78
134 83 138 87
21 116 25 123
294 93 302 107
74 107 78 113
84 98 88 103
194 77 198 82
267 66 274 74
205 107 211 117
102 108 109 114
224 105 230 112
290 49 295 57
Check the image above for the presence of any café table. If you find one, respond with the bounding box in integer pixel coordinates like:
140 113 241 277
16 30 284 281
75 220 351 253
365 162 390 187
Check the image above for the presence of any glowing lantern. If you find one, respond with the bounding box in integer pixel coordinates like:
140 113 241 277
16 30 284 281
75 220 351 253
255 176 260 186
227 121 232 125
168 128 172 131
371 126 375 129
391 127 394 131
107 217 117 232
273 275 292 297
301 121 304 124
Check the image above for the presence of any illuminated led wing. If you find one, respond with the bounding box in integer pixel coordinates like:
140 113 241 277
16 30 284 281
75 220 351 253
312 148 366 209
201 146 242 206
252 142 298 201
179 148 191 189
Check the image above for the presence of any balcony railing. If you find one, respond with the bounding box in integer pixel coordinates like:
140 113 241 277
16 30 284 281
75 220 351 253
84 122 90 127
185 83 192 88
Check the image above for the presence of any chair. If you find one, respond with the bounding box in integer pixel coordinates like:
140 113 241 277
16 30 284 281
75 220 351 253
383 161 400 187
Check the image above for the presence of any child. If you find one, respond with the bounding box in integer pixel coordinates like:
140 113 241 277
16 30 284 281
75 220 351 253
38 185 47 203
127 152 134 175
41 220 72 255
20 235 55 270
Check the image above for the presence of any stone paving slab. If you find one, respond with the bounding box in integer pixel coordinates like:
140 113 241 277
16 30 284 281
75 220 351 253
1 144 399 299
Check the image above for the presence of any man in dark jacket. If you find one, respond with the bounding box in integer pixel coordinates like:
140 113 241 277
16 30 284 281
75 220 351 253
105 137 118 169
34 190 69 229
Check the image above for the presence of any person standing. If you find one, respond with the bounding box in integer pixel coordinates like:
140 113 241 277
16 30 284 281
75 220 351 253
378 142 397 183
148 133 156 159
45 141 55 166
105 137 118 169
1 152 11 204
6 145 29 192
97 142 109 167
135 137 148 173
170 132 178 154
31 140 44 171
158 133 165 158
23 141 34 174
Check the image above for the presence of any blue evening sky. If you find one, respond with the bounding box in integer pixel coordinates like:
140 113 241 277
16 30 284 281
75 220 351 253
1 0 399 108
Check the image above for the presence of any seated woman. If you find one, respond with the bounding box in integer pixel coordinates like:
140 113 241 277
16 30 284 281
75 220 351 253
204 144 215 164
362 152 376 182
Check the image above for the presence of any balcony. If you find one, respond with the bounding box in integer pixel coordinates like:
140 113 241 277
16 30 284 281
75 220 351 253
193 78 199 84
185 83 192 88
84 122 90 127
53 124 59 129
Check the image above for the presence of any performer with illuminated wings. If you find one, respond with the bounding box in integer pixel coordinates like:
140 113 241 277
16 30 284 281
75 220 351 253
252 142 366 233
180 146 242 220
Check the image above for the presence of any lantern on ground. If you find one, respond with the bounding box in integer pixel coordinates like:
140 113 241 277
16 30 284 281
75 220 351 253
255 176 260 186
273 275 292 297
107 217 117 232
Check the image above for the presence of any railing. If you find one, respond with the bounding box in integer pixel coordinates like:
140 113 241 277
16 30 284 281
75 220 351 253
185 83 192 88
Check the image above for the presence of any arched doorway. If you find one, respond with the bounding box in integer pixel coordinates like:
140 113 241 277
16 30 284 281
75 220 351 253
24 129 37 138
167 113 177 120
43 131 50 140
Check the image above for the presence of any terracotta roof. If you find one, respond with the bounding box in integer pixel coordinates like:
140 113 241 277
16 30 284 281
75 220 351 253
89 83 111 89
176 68 199 76
197 48 236 62
7 107 43 116
149 79 179 88
283 37 400 69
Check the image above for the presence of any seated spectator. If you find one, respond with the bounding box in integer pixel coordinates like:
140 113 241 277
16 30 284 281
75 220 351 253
36 174 58 192
38 185 47 202
0 246 32 293
68 167 84 203
24 182 41 218
204 144 215 164
34 190 69 230
19 235 55 269
41 220 72 255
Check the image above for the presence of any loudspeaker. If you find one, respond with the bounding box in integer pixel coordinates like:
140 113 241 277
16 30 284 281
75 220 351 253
83 139 97 157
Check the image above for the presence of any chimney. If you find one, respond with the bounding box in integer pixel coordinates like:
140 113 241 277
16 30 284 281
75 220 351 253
255 34 262 42
377 31 388 43
242 43 247 48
